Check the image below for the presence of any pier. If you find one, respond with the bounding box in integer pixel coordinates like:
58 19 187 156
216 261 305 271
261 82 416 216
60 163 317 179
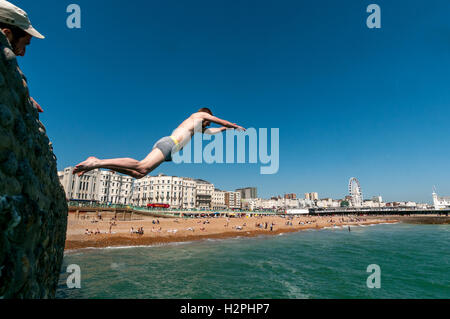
309 207 450 216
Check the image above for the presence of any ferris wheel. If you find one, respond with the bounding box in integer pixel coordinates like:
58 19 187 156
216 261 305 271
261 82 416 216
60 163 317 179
348 177 363 207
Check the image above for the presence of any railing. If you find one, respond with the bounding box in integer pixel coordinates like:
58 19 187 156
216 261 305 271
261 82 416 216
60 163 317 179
67 201 130 209
67 201 279 217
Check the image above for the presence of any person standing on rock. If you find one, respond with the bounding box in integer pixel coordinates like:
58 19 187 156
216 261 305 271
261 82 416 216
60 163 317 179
0 1 45 125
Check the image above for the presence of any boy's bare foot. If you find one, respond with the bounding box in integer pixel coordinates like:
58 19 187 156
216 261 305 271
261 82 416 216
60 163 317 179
73 157 100 176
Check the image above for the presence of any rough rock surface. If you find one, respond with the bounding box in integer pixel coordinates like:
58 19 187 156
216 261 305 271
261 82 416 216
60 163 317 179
0 31 68 298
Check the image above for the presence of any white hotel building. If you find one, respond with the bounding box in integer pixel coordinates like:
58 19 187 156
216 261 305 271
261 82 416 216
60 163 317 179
130 176 240 210
131 175 198 209
58 167 133 204
212 189 227 210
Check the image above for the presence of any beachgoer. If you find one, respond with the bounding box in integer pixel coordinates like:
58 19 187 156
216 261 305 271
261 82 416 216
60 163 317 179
73 108 246 177
0 1 46 125
0 1 44 55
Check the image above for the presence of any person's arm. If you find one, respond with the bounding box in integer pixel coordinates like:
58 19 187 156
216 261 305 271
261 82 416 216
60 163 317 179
199 113 246 131
30 97 44 113
203 127 231 135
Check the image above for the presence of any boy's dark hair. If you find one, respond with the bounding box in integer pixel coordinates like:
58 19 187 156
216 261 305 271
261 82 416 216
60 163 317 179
0 22 28 40
198 107 213 115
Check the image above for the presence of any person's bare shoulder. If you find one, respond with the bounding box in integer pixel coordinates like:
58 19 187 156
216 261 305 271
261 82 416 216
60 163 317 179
190 112 209 119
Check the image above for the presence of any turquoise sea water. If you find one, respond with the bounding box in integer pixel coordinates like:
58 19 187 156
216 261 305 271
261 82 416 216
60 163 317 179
56 223 449 299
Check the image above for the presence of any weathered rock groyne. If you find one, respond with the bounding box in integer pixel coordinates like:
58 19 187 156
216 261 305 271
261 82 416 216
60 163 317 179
0 31 68 298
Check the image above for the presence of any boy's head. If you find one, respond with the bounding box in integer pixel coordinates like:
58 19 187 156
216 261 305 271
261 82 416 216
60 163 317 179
198 107 213 128
198 107 212 115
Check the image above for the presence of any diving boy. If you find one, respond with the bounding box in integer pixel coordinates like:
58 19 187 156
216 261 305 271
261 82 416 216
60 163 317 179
72 108 246 178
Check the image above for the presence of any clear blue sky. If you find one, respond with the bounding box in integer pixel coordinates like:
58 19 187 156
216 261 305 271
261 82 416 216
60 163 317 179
16 0 450 203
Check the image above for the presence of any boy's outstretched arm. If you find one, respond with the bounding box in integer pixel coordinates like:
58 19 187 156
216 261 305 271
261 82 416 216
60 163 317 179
204 127 232 135
200 113 246 131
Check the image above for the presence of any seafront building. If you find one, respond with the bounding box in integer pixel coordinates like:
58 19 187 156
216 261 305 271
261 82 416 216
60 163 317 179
241 197 299 211
58 167 133 205
195 179 215 210
315 198 340 208
305 192 319 201
225 191 242 210
212 189 227 210
236 187 257 199
432 191 450 209
131 175 191 209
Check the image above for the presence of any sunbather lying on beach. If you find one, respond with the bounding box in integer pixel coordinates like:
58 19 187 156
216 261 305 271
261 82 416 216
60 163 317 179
72 108 246 178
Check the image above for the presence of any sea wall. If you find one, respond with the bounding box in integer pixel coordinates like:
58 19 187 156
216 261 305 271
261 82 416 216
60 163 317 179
0 31 68 298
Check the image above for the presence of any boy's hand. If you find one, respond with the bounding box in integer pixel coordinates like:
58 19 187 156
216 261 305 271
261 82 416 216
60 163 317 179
233 124 246 131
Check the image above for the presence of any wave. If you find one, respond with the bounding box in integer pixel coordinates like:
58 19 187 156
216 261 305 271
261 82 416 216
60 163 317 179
65 241 196 253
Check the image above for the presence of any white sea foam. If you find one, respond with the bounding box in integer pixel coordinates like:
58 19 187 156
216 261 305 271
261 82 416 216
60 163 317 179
65 241 196 253
64 250 86 256
280 280 310 299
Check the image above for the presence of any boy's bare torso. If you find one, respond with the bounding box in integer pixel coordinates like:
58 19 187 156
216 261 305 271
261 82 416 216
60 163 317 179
171 112 207 147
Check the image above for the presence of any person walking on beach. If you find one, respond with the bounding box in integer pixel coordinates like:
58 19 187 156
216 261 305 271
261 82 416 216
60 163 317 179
73 108 246 178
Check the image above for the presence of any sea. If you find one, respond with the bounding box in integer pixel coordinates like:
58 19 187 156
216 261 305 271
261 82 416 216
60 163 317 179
56 223 449 299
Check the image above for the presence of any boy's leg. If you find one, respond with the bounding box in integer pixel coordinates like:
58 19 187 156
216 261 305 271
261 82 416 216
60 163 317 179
73 149 165 176
107 167 145 179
